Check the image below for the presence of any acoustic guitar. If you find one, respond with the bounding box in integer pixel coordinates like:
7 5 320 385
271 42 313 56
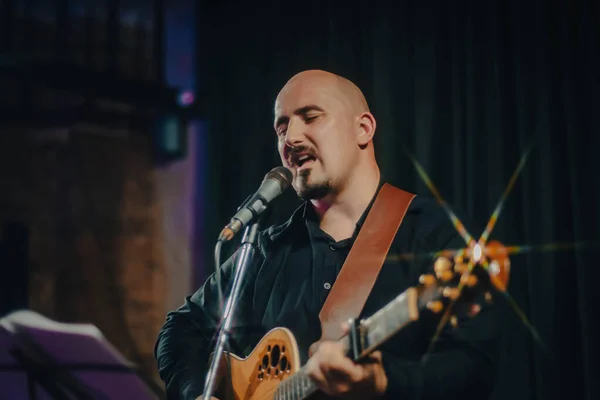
208 240 510 400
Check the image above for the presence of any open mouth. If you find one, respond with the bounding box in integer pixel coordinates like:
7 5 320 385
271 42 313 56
296 154 316 169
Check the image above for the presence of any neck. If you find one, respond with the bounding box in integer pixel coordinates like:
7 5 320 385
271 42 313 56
310 164 380 241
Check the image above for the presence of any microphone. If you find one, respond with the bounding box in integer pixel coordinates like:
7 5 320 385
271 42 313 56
218 166 293 242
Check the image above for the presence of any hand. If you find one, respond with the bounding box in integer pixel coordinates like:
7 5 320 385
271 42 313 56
305 340 388 400
195 396 219 400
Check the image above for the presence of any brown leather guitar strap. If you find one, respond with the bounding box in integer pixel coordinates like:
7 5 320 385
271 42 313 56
318 183 416 342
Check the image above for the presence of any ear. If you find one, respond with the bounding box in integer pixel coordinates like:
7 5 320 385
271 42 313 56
356 112 376 147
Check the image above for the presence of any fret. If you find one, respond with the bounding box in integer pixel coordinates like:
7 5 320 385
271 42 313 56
293 372 298 398
296 371 302 398
362 289 417 353
275 369 315 400
279 368 316 400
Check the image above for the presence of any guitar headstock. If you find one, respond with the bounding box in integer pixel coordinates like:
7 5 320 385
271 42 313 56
348 240 511 361
416 240 511 323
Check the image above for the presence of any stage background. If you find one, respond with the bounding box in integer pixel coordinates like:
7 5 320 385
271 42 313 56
195 1 599 399
0 0 598 399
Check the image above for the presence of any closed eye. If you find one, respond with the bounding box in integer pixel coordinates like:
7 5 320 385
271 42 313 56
277 126 287 136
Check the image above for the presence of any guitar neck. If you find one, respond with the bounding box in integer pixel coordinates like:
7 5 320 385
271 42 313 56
273 287 426 400
360 287 422 356
273 364 322 400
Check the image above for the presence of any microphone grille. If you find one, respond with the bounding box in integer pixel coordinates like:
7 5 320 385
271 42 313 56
265 166 294 189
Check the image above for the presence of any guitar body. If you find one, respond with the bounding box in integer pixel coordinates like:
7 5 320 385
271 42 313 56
215 327 303 400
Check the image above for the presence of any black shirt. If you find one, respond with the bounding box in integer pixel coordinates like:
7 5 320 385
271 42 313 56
154 185 507 400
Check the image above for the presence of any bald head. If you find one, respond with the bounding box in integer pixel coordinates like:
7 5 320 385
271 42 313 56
276 70 370 117
273 69 378 201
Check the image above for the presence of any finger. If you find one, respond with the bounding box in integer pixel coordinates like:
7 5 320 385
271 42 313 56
305 357 332 393
316 342 365 383
340 321 350 335
328 357 366 383
308 340 322 357
306 356 355 396
364 350 383 364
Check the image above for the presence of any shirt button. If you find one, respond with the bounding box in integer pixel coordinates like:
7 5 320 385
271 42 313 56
324 282 331 290
329 245 336 251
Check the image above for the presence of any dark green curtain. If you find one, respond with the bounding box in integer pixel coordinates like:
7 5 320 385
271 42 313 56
194 0 599 399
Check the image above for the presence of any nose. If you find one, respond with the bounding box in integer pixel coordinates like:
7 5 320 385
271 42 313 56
284 117 305 148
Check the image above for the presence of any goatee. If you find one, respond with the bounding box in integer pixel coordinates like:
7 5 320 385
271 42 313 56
296 170 331 200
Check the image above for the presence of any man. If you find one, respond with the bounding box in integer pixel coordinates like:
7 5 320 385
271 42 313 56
155 70 506 399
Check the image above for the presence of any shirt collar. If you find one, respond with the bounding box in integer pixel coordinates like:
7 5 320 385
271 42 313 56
266 175 386 244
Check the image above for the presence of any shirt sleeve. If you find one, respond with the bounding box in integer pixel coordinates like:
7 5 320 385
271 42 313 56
381 231 509 399
154 250 263 400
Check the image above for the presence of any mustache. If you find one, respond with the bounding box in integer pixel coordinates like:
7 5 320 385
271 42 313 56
287 146 318 168
288 145 318 159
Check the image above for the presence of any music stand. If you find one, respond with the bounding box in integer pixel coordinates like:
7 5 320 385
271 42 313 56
0 309 159 400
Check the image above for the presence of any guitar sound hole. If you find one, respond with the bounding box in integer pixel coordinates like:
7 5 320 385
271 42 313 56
262 355 269 369
270 345 280 367
280 356 288 371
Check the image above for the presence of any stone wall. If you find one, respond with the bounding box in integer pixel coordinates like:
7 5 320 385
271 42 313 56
0 128 178 390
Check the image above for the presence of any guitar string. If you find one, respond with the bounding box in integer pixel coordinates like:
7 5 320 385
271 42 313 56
252 371 307 400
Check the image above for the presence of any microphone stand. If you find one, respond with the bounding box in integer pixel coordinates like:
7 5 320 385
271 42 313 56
202 215 266 400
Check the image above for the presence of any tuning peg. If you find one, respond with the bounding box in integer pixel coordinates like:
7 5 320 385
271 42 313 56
442 287 461 300
427 301 444 313
434 257 452 273
450 315 458 328
460 273 478 287
419 274 436 286
468 304 481 317
434 257 455 281
438 270 455 282
485 292 493 303
454 262 468 274
454 254 464 264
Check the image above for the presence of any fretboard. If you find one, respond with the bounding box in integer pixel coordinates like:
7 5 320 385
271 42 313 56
273 335 350 400
360 287 421 355
272 287 426 400
272 367 315 400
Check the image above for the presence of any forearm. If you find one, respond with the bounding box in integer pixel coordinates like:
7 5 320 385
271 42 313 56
155 249 262 399
155 299 216 400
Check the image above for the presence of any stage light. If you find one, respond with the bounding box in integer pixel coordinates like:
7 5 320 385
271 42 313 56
177 90 195 108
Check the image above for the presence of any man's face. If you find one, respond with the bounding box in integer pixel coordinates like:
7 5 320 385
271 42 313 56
274 79 358 200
